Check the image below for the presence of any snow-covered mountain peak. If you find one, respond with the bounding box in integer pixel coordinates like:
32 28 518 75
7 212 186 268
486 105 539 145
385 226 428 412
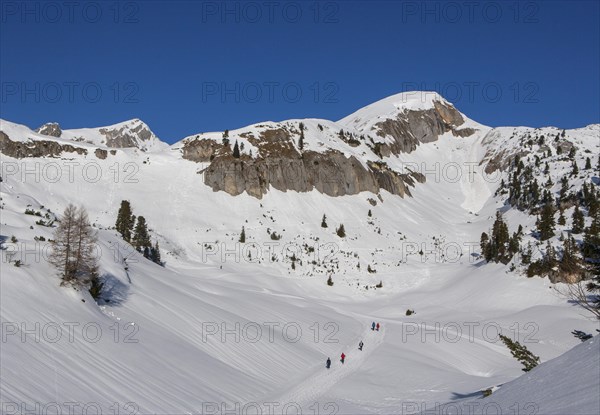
336 91 488 153
60 118 167 152
341 91 448 122
339 91 481 130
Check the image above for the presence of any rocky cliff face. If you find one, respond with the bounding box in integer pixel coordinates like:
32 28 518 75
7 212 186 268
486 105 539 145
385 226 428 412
182 123 427 199
201 150 425 199
181 99 473 199
0 131 88 158
99 120 156 149
0 131 117 160
35 122 62 138
369 101 477 156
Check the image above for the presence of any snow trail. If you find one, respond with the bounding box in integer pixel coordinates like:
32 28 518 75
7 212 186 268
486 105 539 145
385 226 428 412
271 325 386 406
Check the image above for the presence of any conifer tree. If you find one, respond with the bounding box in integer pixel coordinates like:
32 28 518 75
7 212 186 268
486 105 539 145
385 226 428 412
336 224 346 238
480 232 491 262
582 211 600 260
232 140 240 158
115 200 135 242
568 146 576 159
481 212 514 263
585 157 592 170
571 160 579 176
499 334 540 372
508 231 521 256
521 242 532 265
545 240 557 269
558 209 566 226
560 234 582 276
537 203 555 240
150 240 162 265
588 189 599 217
321 214 328 228
133 216 151 253
572 204 585 234
559 177 569 201
298 122 304 150
239 226 246 243
491 211 510 262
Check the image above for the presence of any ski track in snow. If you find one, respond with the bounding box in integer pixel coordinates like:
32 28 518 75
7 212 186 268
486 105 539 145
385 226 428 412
271 325 386 406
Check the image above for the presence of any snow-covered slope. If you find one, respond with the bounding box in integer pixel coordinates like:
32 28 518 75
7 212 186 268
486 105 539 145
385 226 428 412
431 338 600 415
1 92 599 414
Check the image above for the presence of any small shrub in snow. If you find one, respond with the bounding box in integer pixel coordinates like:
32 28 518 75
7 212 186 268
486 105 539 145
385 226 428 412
321 214 328 228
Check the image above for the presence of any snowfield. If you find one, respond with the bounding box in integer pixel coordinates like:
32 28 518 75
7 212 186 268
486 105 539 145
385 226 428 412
1 92 599 414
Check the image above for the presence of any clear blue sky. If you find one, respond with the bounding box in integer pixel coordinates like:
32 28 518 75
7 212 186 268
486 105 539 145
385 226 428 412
1 1 598 143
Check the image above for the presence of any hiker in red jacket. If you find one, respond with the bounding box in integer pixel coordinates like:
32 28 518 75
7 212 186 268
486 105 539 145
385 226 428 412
376 322 380 331
340 352 346 364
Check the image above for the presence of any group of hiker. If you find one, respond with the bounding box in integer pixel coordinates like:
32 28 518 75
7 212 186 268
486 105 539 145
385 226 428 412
325 322 381 369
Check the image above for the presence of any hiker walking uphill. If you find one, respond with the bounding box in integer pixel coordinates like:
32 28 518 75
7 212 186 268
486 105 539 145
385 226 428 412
340 353 346 364
371 322 376 331
376 322 380 331
326 357 331 369
358 341 364 351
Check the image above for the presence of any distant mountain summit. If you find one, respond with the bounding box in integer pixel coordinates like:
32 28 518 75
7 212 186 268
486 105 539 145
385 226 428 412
32 118 166 152
1 91 597 200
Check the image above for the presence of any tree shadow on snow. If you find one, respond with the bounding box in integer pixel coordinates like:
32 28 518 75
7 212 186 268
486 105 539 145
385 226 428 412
97 273 130 306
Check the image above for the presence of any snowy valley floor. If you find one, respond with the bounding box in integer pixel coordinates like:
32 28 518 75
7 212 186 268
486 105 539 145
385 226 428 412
2 234 599 414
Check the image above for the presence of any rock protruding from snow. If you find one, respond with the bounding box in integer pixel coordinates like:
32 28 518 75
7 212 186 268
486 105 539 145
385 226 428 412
35 122 62 137
0 130 88 158
98 119 162 151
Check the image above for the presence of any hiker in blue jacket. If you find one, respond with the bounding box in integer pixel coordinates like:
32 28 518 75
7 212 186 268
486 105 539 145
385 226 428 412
326 357 331 369
371 322 376 331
